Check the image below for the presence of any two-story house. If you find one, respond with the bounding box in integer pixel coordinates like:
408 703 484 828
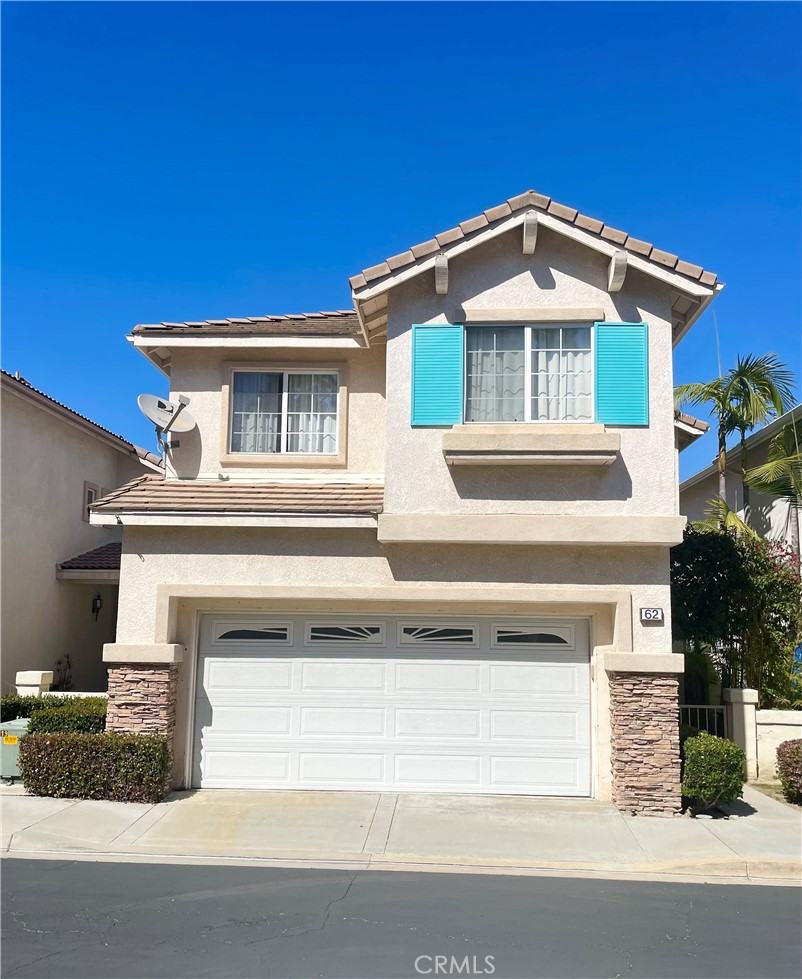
92 191 722 815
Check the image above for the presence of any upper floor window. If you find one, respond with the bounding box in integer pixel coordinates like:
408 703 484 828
465 325 593 423
230 370 339 455
83 481 99 522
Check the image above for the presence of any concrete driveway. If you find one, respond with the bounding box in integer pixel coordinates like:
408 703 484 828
2 784 800 881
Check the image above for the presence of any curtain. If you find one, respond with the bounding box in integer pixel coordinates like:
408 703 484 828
531 326 592 421
465 327 525 422
286 373 338 453
231 372 282 453
231 371 338 454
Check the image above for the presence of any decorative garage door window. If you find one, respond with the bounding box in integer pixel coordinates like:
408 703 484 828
398 624 477 647
213 621 292 644
492 624 574 648
306 623 385 645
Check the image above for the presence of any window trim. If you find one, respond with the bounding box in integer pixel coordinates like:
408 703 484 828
463 323 595 425
220 361 348 468
82 481 100 522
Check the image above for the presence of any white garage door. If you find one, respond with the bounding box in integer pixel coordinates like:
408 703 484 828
193 614 591 796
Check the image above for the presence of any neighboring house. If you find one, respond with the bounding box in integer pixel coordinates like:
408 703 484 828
91 189 722 815
1 370 157 692
680 404 802 548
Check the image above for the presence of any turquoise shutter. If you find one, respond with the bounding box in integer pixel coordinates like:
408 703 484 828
595 322 649 426
411 323 464 426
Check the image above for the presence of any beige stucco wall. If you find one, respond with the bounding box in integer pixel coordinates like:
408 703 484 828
755 709 802 781
384 225 678 518
163 344 386 481
0 386 141 691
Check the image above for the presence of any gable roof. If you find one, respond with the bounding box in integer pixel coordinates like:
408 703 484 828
350 190 723 345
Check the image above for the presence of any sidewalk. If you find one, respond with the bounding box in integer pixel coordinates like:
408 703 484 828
2 784 800 883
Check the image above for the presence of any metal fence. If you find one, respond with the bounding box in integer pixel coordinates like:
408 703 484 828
680 704 727 738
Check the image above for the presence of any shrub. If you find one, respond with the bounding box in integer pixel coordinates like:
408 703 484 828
18 732 171 803
1 694 106 723
776 739 802 805
681 732 745 812
27 699 106 734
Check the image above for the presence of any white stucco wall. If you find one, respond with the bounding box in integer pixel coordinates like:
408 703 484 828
0 386 141 691
384 225 678 518
163 344 386 481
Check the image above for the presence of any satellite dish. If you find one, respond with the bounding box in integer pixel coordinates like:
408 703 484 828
137 394 197 434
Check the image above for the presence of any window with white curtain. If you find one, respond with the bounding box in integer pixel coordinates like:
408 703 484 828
230 370 339 454
465 325 593 422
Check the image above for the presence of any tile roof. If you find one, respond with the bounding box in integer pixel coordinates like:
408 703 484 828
91 475 384 515
133 311 361 337
57 541 122 571
1 369 134 448
674 411 710 434
349 190 719 291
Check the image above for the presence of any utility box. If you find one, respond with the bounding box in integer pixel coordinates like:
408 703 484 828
1 718 30 780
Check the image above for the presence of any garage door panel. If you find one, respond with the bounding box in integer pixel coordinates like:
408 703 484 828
207 707 292 734
490 664 581 695
206 660 292 691
195 614 592 796
395 662 481 693
395 754 481 785
395 708 481 739
490 709 585 742
204 750 290 781
300 707 385 737
301 662 385 691
299 753 384 782
491 755 585 789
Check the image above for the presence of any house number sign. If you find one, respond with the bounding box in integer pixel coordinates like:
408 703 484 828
640 608 664 623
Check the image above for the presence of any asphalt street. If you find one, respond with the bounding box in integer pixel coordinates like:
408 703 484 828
1 859 800 979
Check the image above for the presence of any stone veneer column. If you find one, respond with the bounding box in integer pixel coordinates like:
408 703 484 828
106 665 178 740
609 671 681 816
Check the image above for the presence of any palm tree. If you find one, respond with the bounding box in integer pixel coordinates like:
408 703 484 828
744 419 802 556
725 355 795 523
675 354 795 519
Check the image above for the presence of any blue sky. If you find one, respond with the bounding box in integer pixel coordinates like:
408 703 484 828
3 1 800 478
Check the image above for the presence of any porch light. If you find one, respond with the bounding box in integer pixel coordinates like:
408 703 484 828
92 594 103 621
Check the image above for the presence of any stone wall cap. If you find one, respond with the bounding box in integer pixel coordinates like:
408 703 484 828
15 670 55 684
723 688 759 704
103 643 184 665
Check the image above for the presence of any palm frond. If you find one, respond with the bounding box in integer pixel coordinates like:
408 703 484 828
694 497 760 537
674 381 725 412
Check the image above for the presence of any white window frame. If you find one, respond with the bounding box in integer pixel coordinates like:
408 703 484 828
397 621 479 649
229 368 340 456
304 620 387 647
491 622 576 650
464 324 595 424
83 481 100 522
211 618 294 645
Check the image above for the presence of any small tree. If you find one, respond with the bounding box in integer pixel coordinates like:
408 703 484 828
744 419 802 557
671 527 802 706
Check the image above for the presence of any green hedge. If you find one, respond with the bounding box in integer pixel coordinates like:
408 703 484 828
681 731 745 812
18 732 171 803
776 739 802 805
1 694 107 723
27 699 107 734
